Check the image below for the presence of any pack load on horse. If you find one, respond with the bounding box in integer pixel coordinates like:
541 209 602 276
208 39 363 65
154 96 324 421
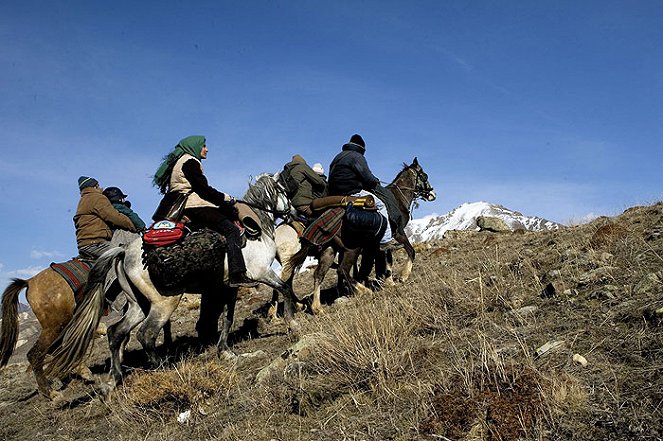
283 156 435 314
44 172 300 390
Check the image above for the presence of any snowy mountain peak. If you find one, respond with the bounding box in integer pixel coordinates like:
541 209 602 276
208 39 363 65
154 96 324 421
406 201 562 243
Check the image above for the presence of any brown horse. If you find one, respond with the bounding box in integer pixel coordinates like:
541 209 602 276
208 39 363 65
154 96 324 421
284 157 436 313
0 269 93 400
0 231 141 400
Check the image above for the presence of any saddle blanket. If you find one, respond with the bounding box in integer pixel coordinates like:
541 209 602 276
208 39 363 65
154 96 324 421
50 259 91 293
301 207 345 246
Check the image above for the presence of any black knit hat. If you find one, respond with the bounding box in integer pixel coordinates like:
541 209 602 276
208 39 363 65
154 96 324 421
103 186 127 202
78 176 99 190
349 134 365 148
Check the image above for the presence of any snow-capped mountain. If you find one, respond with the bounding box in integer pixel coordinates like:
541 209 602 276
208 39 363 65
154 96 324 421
406 201 562 243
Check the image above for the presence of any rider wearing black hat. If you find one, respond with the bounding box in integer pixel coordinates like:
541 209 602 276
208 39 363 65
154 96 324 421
103 186 146 231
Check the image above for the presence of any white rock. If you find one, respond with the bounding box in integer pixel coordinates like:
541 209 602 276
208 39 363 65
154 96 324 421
177 410 192 424
572 353 588 367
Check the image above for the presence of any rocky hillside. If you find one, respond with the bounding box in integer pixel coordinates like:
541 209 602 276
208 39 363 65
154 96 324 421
0 202 662 440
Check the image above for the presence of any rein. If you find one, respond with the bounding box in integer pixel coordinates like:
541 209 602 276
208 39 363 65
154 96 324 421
238 199 291 216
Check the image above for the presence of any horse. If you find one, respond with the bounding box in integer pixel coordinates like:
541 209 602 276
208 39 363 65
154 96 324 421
44 173 300 387
284 157 435 314
0 231 139 400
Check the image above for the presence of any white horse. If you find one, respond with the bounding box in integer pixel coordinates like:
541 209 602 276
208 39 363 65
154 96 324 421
45 174 299 386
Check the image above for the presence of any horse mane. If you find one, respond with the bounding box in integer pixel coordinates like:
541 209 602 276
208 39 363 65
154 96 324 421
388 162 413 187
242 173 279 239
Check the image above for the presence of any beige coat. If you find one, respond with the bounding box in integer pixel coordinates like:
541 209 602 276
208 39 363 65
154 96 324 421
169 154 218 209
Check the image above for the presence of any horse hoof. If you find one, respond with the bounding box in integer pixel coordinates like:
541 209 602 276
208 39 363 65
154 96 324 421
95 322 108 336
219 350 238 363
49 390 64 402
288 319 301 337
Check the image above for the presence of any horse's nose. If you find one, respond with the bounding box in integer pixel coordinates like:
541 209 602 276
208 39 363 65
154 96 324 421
426 190 437 201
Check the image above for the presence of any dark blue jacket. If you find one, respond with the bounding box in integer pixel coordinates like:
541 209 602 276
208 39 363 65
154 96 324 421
327 143 380 196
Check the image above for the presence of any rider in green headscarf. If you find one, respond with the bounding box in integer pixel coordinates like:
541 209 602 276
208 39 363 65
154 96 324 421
153 135 206 194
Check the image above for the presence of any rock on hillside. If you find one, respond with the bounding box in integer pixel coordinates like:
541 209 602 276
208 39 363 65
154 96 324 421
407 201 562 242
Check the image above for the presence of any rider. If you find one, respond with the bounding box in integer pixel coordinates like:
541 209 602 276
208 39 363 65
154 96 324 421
103 186 146 231
74 176 138 260
281 154 327 218
152 135 254 288
311 163 327 199
327 134 399 251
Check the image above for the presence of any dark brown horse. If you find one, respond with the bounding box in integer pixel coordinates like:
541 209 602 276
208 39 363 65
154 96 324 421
284 157 435 313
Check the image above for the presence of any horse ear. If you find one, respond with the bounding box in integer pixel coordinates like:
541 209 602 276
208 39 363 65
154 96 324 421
413 157 419 165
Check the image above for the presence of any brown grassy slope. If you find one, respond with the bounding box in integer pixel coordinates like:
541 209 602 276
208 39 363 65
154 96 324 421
0 202 661 440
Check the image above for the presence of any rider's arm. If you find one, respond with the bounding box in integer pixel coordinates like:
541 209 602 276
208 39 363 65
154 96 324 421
181 158 229 206
354 156 380 191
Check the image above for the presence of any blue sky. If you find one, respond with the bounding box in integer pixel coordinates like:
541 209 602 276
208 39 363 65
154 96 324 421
1 1 662 296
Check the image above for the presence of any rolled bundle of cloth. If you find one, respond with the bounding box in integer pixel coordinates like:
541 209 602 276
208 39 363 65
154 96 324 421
310 195 376 212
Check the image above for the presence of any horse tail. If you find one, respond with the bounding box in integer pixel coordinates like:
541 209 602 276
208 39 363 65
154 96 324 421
282 242 310 278
44 247 125 379
0 278 28 368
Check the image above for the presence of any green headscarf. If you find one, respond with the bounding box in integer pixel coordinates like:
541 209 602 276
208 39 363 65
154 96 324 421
153 135 206 194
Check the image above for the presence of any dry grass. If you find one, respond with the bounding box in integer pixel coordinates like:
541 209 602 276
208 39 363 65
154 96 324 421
1 202 662 440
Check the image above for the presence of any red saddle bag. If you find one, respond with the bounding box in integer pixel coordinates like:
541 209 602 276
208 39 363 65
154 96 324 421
143 220 187 247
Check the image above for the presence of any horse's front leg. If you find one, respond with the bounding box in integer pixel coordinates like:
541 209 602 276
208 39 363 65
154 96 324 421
136 295 181 367
254 270 300 334
394 234 416 282
311 246 336 315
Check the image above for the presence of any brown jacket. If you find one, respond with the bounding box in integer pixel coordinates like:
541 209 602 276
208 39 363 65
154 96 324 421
73 187 136 247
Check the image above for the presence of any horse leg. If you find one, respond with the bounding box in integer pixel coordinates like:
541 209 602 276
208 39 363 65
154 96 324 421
107 296 146 386
271 224 300 320
27 328 62 400
136 295 181 368
310 247 336 315
378 250 396 287
217 287 238 352
395 236 416 282
337 248 361 297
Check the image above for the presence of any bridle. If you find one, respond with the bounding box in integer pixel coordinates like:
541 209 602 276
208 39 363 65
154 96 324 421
389 165 435 204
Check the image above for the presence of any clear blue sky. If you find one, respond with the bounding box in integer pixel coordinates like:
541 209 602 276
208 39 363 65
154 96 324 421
1 1 662 293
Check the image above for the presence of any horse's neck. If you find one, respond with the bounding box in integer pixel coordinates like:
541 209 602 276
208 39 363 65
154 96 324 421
388 174 416 217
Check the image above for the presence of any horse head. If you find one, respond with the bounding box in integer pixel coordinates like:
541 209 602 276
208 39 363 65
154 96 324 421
410 157 436 201
392 157 436 203
245 174 295 222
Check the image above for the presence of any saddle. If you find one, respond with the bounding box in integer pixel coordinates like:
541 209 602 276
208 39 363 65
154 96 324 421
143 201 263 249
50 259 92 300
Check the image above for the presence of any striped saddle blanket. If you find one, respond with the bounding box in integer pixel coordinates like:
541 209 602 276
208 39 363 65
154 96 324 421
50 259 92 295
301 207 345 246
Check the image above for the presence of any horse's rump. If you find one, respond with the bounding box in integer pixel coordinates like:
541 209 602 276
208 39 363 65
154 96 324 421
142 228 228 290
